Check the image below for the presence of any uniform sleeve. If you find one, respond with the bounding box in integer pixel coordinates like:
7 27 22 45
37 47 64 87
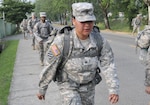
99 38 119 95
27 19 32 32
145 48 150 86
34 23 40 36
38 34 64 95
48 23 54 34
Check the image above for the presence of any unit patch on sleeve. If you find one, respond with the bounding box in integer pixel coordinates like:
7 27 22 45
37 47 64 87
50 44 61 56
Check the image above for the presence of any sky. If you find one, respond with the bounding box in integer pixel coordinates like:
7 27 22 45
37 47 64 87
27 0 35 3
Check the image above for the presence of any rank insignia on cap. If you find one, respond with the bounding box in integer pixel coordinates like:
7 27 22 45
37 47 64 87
50 44 60 56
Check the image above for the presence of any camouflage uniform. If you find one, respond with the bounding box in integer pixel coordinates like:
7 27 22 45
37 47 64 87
39 28 119 105
145 47 150 86
132 14 142 35
34 13 53 65
27 13 39 48
38 2 119 104
136 25 150 88
20 19 28 39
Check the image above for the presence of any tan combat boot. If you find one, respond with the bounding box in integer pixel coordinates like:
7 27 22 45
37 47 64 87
32 45 36 50
40 61 44 66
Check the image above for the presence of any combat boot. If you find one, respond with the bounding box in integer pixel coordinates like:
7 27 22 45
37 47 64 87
36 45 39 51
40 61 44 66
32 45 36 50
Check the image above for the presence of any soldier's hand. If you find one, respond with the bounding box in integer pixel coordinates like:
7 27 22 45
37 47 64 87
30 31 33 34
145 86 150 94
37 93 45 100
109 94 119 104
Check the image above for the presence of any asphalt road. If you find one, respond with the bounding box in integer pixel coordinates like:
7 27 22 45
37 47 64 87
95 32 150 105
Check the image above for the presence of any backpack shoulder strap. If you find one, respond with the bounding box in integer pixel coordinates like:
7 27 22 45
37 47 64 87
58 26 74 69
92 26 103 56
58 25 102 68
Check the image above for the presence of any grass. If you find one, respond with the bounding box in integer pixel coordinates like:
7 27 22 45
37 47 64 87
0 40 19 105
97 19 145 33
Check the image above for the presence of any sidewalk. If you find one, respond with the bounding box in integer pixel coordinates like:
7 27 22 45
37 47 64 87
7 34 61 105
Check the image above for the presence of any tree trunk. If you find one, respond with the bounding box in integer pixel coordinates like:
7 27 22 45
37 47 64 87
98 1 111 29
60 14 63 25
103 10 111 29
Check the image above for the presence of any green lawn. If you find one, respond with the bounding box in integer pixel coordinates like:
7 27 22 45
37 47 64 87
97 19 145 33
0 40 19 105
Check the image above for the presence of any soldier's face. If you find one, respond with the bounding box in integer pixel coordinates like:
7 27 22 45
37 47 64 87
72 18 94 39
41 17 46 22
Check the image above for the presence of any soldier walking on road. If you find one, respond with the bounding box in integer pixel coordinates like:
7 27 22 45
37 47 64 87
34 12 53 66
20 19 28 39
27 12 39 50
37 2 119 105
131 14 142 36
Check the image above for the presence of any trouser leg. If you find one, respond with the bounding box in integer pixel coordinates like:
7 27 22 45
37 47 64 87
24 31 28 39
79 82 95 105
32 36 36 50
58 80 95 105
137 26 140 33
132 26 137 36
39 42 44 65
32 36 35 46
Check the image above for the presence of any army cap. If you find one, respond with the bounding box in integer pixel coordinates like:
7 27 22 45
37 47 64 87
137 13 142 17
31 12 36 16
72 2 96 22
40 12 46 17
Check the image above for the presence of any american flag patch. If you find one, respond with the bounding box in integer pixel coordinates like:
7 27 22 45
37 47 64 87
50 44 60 56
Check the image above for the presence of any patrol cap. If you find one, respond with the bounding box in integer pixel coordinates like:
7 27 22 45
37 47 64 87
137 13 142 17
72 2 96 22
31 12 36 16
40 12 46 17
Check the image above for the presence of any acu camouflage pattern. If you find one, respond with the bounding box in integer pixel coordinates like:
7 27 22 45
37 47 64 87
34 21 53 62
136 26 150 49
136 25 150 86
27 18 39 32
39 28 119 105
20 19 28 32
145 47 150 86
35 21 53 39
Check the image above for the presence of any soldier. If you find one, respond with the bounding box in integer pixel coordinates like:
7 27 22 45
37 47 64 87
27 12 39 50
136 25 150 94
20 19 28 39
131 14 142 36
37 2 119 105
34 12 53 66
145 49 150 94
135 25 150 94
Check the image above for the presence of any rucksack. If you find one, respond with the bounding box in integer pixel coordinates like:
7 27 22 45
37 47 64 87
135 26 150 63
131 18 136 26
52 25 103 84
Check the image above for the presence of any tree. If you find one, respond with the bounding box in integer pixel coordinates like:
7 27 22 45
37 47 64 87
35 0 72 25
0 0 34 24
120 0 147 28
34 0 148 30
